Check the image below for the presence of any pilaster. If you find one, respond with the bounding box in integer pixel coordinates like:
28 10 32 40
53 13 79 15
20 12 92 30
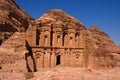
44 51 51 68
51 52 55 68
40 30 44 46
32 26 37 45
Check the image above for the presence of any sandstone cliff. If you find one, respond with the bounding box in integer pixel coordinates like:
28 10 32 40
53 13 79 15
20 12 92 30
0 0 34 45
84 26 115 69
84 26 115 55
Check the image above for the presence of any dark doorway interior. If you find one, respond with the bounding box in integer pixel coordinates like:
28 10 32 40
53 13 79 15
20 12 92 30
0 40 2 45
56 55 61 65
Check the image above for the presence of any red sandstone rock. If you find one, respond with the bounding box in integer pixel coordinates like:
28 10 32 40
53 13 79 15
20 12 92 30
30 67 120 80
0 0 34 45
88 46 120 69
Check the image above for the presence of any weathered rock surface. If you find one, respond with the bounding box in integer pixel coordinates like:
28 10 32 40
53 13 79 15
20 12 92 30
0 0 34 45
38 9 85 29
95 46 120 55
84 26 115 69
88 46 120 69
28 67 120 80
0 32 28 74
1 67 120 80
84 26 115 55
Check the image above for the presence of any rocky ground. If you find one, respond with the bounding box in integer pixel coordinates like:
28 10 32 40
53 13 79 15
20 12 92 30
32 67 120 80
1 67 120 80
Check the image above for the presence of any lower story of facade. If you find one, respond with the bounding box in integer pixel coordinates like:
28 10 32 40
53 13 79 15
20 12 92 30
26 47 86 71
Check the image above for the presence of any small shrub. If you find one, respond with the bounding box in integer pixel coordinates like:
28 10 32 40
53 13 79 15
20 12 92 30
81 76 86 80
86 68 92 72
24 72 34 79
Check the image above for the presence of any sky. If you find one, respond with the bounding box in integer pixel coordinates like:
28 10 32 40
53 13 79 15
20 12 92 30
15 0 120 45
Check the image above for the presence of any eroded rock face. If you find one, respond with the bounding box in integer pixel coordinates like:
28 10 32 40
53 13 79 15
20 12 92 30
84 26 115 55
0 32 28 73
89 26 115 47
88 46 120 69
84 26 115 69
0 0 34 44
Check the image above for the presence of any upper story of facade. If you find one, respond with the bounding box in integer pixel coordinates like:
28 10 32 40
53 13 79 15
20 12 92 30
26 20 85 49
26 9 86 49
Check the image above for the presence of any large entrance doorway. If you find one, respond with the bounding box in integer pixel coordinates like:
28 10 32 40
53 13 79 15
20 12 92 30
56 55 61 65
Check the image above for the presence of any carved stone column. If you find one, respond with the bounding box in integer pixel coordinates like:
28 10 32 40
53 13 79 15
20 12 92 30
51 52 55 68
39 32 41 46
64 51 67 66
48 30 50 46
64 33 68 47
65 50 70 67
69 32 75 47
67 50 70 66
61 52 65 66
73 33 75 48
53 31 57 46
40 52 44 68
32 27 37 45
79 34 83 48
40 30 44 46
66 52 68 67
75 34 79 48
79 29 85 48
70 50 74 67
44 51 51 68
35 52 41 70
60 32 62 46
67 33 70 47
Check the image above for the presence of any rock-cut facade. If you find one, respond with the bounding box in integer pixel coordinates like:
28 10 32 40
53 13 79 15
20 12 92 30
26 10 86 70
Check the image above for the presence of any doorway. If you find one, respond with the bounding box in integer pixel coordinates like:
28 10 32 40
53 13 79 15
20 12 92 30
56 55 61 65
0 40 2 45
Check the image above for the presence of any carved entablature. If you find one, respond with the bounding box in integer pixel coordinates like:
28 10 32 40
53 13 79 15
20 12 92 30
75 53 80 58
63 29 68 34
74 50 84 62
44 30 49 35
56 31 60 34
69 32 74 36
55 52 62 55
75 29 80 35
34 51 41 58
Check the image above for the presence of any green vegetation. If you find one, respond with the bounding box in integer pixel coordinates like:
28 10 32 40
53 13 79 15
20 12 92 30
86 68 92 72
81 75 86 80
24 72 34 79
